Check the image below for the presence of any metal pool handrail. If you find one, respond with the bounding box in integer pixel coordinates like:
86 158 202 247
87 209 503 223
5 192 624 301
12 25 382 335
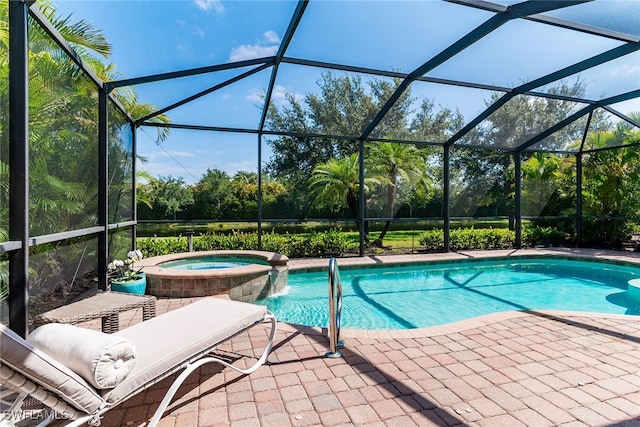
326 257 343 358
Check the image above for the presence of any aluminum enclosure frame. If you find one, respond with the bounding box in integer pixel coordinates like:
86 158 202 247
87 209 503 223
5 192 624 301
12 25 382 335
3 0 640 334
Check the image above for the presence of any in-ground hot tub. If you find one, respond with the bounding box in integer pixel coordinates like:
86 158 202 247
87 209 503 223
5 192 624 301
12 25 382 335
138 251 289 301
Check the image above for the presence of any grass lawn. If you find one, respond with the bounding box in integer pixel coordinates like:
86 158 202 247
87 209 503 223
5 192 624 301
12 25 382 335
137 219 510 238
343 230 425 251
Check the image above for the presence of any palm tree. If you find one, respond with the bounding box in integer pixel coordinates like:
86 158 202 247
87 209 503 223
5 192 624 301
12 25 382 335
367 142 430 246
521 152 563 217
308 154 379 238
582 113 640 246
0 1 170 234
0 1 172 301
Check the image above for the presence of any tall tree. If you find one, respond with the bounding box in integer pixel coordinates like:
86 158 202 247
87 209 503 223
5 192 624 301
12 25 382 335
451 81 593 217
582 113 640 246
266 71 463 231
0 0 172 300
521 152 570 217
367 142 430 246
308 154 379 237
188 169 236 220
139 176 193 220
227 171 290 220
265 72 411 193
0 0 170 236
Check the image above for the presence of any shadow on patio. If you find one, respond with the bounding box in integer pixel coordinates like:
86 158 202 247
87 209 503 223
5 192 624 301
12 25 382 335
75 297 640 426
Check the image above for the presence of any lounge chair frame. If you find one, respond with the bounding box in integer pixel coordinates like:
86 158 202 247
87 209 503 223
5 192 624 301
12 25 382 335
0 298 277 427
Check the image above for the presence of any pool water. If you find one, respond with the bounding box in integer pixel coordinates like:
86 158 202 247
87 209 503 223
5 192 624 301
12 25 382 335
160 256 268 270
254 258 640 330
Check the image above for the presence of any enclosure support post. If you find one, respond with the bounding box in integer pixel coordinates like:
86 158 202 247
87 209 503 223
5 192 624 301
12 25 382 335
576 112 591 248
514 151 522 249
131 122 137 250
257 133 263 250
358 139 365 257
443 145 451 252
576 152 583 247
98 89 109 292
8 0 30 337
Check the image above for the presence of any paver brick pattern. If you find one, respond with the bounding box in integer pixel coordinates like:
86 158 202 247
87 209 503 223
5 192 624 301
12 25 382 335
74 297 640 427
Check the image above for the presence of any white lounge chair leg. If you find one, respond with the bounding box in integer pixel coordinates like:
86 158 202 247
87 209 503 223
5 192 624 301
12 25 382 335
34 416 53 427
0 391 56 427
147 313 277 427
0 391 28 427
0 388 21 408
50 414 98 427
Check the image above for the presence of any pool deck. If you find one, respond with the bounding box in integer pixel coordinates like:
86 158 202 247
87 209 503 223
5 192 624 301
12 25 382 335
61 249 640 426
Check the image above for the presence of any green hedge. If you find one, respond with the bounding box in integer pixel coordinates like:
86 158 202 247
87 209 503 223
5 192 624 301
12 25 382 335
419 228 515 251
419 226 570 251
136 236 189 257
137 228 356 258
137 226 570 258
522 225 569 247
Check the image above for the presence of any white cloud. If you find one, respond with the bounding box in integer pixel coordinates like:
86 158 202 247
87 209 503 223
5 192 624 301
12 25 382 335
230 44 278 62
271 85 287 101
611 99 640 116
608 63 640 79
262 30 280 44
246 85 303 105
246 91 262 103
229 31 280 62
194 0 224 14
246 85 278 102
147 150 193 160
225 160 256 175
246 89 264 104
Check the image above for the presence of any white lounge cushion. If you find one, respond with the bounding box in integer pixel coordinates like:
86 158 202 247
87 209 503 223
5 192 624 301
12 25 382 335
1 298 272 418
0 324 104 414
27 323 137 390
104 297 267 403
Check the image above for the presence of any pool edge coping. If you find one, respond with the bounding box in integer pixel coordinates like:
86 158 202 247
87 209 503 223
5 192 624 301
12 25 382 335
281 247 640 339
287 247 640 273
275 309 636 340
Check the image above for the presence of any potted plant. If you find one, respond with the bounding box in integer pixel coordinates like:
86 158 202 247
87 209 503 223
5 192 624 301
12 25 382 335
108 250 146 295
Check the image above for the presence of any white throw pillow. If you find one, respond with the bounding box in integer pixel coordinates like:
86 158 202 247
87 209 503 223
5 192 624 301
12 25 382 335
27 323 137 390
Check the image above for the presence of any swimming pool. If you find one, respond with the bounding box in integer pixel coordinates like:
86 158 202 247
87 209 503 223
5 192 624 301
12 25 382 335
254 257 640 330
160 256 270 270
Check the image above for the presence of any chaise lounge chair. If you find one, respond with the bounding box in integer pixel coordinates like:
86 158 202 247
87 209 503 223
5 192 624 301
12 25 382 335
0 297 277 427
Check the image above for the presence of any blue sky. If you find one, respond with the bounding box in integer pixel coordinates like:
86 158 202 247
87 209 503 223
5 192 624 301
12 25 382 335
53 0 640 184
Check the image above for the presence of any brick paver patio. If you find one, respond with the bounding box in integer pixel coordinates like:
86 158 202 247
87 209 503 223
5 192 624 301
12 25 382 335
50 249 640 426
97 301 640 427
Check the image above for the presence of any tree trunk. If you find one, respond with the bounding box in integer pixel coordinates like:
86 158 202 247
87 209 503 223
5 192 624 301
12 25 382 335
374 179 396 247
347 190 369 242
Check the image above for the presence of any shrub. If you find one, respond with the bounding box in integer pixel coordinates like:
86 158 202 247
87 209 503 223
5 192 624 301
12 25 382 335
484 228 515 249
136 228 355 258
522 225 568 247
308 228 352 257
136 236 188 257
419 230 445 251
419 228 515 251
194 230 258 251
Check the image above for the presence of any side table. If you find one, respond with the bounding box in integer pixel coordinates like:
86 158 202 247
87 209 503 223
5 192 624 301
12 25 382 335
35 291 157 333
